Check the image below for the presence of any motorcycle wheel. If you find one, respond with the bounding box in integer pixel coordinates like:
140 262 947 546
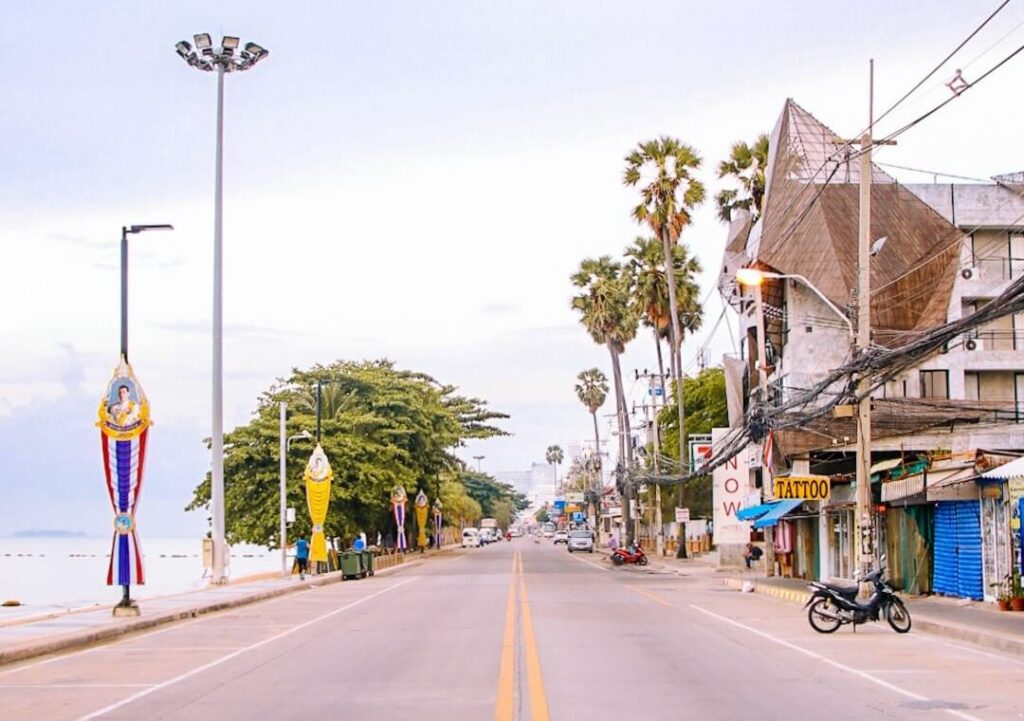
612 555 624 566
886 598 912 633
636 556 649 566
807 598 842 634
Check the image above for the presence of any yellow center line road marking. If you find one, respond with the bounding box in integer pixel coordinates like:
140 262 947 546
493 552 518 721
689 604 988 721
71 578 419 721
628 586 673 607
518 554 550 721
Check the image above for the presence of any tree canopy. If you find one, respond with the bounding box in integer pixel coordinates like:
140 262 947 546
186 359 509 548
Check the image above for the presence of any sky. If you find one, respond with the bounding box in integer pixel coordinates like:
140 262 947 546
2 1 1023 536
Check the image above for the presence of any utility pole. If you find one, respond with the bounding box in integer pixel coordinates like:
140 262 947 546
856 60 877 581
750 281 775 577
636 369 668 555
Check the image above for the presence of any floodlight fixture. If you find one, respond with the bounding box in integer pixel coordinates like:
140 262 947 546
176 34 269 73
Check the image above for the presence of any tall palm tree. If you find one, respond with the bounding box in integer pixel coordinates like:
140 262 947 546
715 133 769 223
623 137 705 470
545 445 564 491
575 368 608 479
624 236 704 386
571 257 639 541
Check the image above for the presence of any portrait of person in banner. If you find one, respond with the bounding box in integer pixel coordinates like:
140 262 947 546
106 382 141 428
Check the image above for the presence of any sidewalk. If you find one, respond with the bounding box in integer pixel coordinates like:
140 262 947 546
0 548 435 667
594 544 1024 657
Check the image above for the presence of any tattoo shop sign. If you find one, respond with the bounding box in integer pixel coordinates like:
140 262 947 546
773 475 830 501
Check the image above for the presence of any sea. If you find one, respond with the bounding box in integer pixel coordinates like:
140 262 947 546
0 536 279 621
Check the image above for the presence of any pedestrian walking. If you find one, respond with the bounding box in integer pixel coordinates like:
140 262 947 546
609 532 619 552
295 537 310 579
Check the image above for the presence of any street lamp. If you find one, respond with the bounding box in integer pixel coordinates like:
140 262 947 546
737 266 858 579
120 225 174 361
176 34 269 584
278 399 311 577
473 455 485 472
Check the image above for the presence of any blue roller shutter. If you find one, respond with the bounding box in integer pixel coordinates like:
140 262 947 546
933 500 983 600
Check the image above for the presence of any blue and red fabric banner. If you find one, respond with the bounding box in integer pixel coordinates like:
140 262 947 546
97 358 151 587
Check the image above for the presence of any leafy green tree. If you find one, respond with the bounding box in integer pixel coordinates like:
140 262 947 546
545 444 564 490
534 506 550 523
460 471 528 517
623 137 706 470
575 368 608 477
571 256 639 541
624 235 703 384
715 133 769 223
186 360 509 548
658 367 728 518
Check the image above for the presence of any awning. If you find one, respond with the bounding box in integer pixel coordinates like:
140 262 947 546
981 456 1024 481
736 499 802 528
870 458 903 474
753 500 802 529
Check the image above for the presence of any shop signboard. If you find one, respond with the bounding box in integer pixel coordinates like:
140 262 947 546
675 507 690 523
773 475 830 501
711 428 751 544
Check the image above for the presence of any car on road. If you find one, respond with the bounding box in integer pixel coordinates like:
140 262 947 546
461 528 480 548
567 530 594 553
553 529 568 544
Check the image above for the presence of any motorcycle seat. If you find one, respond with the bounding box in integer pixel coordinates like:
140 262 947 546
820 581 859 597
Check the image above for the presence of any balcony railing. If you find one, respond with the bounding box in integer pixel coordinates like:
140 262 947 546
961 328 1024 352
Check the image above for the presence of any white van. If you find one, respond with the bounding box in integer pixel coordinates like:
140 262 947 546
461 528 481 548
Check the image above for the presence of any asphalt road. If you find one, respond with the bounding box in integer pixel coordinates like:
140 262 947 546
1 540 1023 721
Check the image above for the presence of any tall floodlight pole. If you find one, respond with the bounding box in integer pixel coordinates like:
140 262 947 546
175 34 269 584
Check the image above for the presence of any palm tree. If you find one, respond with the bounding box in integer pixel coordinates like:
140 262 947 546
545 445 564 491
575 368 608 479
624 236 704 386
623 137 705 470
571 257 639 541
715 133 769 223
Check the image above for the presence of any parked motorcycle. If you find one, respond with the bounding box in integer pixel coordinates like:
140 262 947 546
611 543 648 567
804 565 911 634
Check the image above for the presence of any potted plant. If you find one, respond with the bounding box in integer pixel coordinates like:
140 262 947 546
1012 572 1024 612
992 577 1012 611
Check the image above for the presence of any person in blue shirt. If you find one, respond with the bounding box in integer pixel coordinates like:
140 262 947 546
295 538 310 579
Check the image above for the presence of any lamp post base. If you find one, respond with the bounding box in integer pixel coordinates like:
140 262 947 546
112 600 140 617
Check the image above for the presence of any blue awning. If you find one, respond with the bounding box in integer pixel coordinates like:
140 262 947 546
736 502 774 522
752 499 802 529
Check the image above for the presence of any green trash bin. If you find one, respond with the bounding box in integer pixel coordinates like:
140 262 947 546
362 551 374 577
339 551 361 580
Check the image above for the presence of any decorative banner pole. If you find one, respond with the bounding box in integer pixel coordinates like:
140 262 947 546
415 490 429 553
304 444 333 571
433 498 443 549
97 358 151 616
391 485 408 551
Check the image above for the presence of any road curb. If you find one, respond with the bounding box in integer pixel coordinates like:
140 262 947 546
721 577 1024 657
0 550 441 668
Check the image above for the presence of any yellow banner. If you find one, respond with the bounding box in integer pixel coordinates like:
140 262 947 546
304 444 334 562
773 475 830 501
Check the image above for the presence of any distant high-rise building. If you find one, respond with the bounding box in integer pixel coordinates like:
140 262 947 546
494 470 532 497
531 462 556 505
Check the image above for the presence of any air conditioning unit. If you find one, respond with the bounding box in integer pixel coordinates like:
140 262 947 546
961 267 975 280
965 338 984 351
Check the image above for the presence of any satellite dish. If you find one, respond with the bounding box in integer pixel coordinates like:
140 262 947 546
870 236 888 256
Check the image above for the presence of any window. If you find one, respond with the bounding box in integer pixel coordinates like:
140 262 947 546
920 370 949 399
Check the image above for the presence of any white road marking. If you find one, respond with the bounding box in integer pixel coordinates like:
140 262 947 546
73 577 418 721
689 604 988 721
0 683 154 689
566 553 610 573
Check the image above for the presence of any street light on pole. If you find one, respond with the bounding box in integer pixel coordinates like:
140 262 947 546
120 225 174 362
278 399 311 578
473 455 485 472
175 34 269 584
